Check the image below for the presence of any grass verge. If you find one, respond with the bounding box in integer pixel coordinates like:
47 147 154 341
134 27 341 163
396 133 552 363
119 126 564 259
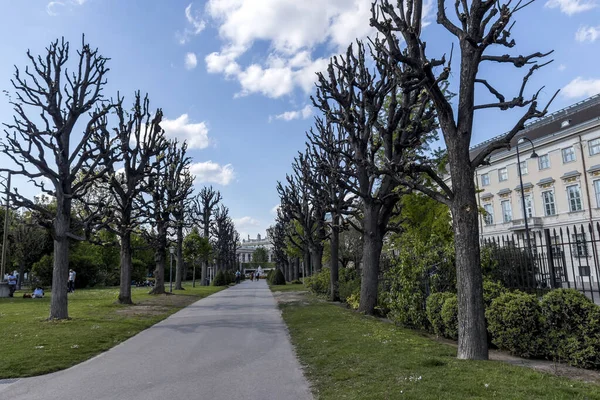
0 283 224 378
269 283 307 292
279 295 600 400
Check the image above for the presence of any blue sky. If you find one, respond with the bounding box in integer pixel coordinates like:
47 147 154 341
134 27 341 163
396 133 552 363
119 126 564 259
0 0 599 239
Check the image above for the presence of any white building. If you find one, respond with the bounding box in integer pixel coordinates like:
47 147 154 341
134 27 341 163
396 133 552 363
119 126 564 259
236 233 274 264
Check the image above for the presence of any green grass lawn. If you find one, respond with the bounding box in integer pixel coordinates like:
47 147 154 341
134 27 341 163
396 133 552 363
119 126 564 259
0 283 224 378
269 283 307 292
280 296 600 400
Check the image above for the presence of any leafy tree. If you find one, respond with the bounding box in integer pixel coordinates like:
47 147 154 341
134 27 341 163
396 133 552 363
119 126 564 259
183 227 212 287
252 247 269 264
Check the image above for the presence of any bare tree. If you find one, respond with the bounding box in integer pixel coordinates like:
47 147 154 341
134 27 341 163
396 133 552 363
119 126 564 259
211 205 234 272
98 92 167 304
193 186 222 285
312 40 436 314
370 0 557 359
0 37 117 319
268 212 291 279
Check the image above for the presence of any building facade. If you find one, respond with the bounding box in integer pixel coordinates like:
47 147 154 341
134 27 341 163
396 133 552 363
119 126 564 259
472 94 600 291
236 233 274 264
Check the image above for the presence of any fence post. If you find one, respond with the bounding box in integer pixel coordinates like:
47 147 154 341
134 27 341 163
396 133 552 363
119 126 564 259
544 229 557 289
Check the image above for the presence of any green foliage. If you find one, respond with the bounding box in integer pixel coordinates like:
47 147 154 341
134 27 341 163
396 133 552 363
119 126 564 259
481 244 536 289
338 268 360 302
269 269 286 285
252 247 269 263
305 268 331 297
483 279 507 308
540 289 597 367
31 254 53 286
486 291 543 357
212 270 228 286
426 292 454 337
440 294 458 340
346 292 360 310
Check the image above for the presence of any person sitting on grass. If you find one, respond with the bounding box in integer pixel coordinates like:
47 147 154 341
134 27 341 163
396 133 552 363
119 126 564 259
32 287 44 298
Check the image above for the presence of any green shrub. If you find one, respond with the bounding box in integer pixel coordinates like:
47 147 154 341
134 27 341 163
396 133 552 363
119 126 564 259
347 292 360 310
540 289 597 367
291 279 302 285
31 254 53 286
440 294 458 340
486 291 543 357
305 268 330 296
212 270 227 286
270 269 286 285
426 292 454 337
483 279 507 309
338 268 360 301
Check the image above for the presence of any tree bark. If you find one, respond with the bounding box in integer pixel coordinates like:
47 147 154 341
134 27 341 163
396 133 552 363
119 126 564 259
118 231 133 304
175 224 184 290
49 201 71 320
310 243 323 274
358 206 384 315
303 249 311 277
449 149 489 360
17 260 25 291
149 223 167 295
329 213 340 301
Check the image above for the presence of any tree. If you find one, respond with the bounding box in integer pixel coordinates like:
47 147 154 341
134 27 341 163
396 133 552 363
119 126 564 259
268 213 291 279
99 92 167 304
252 247 269 264
371 0 556 359
183 226 212 287
312 41 437 315
194 186 222 285
0 37 116 319
10 211 52 289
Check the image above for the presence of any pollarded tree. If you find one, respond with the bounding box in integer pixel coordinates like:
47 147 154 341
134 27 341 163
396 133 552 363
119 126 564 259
211 204 234 272
371 0 556 359
98 92 168 304
193 186 222 285
268 213 290 278
0 37 117 319
312 40 437 315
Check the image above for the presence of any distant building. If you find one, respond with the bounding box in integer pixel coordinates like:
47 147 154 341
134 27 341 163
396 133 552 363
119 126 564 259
236 233 274 264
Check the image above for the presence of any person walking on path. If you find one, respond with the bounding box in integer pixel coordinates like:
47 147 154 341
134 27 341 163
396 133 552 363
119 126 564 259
255 271 260 281
250 272 254 281
7 272 17 297
68 269 76 293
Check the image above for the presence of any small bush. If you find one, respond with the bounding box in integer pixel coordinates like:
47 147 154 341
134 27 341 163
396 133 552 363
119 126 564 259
339 268 360 301
212 270 228 286
483 279 507 309
347 292 360 310
305 268 330 296
440 294 458 340
540 289 596 367
31 254 53 286
426 292 454 337
270 269 286 285
291 279 302 285
486 291 543 357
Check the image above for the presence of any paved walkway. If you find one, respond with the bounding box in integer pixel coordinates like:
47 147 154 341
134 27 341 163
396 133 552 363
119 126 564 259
0 280 313 400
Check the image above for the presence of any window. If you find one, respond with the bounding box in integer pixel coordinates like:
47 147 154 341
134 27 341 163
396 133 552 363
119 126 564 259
538 154 550 170
481 173 490 187
550 235 562 258
542 191 556 216
572 233 588 257
521 194 534 218
498 168 508 182
567 185 583 212
595 180 600 207
562 147 576 163
483 204 494 225
519 161 528 175
501 200 512 223
590 138 600 156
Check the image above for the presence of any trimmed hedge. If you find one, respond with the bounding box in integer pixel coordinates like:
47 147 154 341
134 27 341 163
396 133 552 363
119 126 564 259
426 292 454 337
440 294 458 340
486 291 543 357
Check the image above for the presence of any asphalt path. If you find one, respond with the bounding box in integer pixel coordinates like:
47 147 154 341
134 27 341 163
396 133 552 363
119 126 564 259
0 280 313 400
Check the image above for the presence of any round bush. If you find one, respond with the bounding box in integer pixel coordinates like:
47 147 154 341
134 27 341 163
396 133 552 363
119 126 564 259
440 294 458 340
270 269 286 285
305 268 330 296
486 291 543 357
212 270 227 286
483 279 507 309
540 289 595 365
426 292 454 337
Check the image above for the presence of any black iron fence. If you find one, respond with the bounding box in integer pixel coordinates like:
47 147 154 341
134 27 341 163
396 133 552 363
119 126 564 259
482 223 600 304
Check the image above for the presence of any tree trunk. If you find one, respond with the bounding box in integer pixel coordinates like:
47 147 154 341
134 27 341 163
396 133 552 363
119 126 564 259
201 261 208 286
303 249 311 277
49 204 71 320
329 214 340 301
118 231 133 304
149 224 167 295
310 243 323 273
449 151 488 360
358 206 384 315
175 224 184 290
17 260 25 290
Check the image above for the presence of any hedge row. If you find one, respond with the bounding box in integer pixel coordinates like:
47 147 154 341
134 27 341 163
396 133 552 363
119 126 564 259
427 287 600 369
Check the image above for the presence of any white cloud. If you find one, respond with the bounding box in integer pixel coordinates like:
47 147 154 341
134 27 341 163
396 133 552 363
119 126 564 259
576 25 600 42
233 216 261 229
203 0 432 98
545 0 597 15
46 0 87 15
161 114 209 150
178 3 206 44
185 52 198 70
562 77 600 98
271 105 313 122
558 64 567 71
190 161 235 185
